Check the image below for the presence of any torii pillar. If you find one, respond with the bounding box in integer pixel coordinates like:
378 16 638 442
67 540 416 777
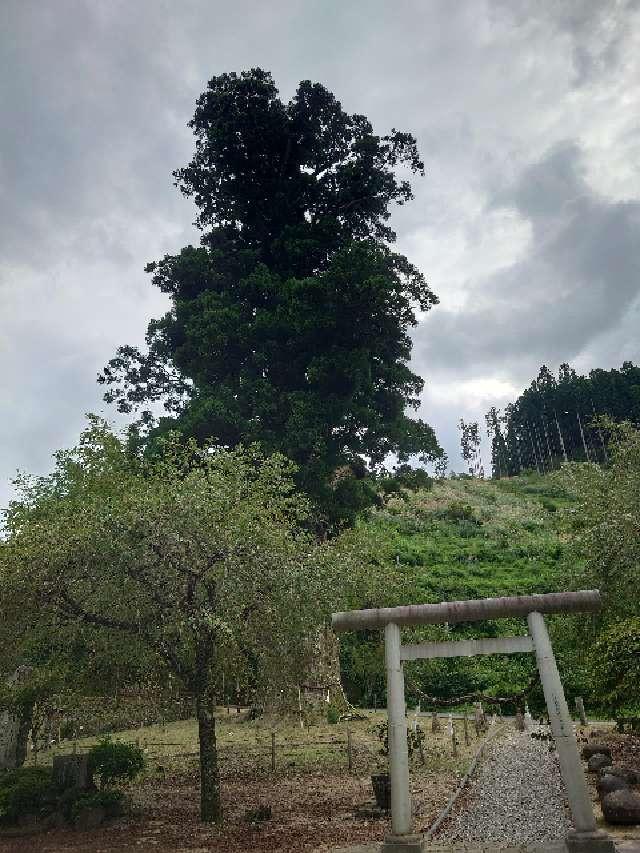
333 591 614 853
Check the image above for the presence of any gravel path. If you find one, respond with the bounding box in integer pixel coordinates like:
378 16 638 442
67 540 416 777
434 727 572 845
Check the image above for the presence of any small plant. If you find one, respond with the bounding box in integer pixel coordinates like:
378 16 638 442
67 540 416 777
88 738 145 788
70 789 124 820
327 706 340 725
541 498 557 513
371 720 425 763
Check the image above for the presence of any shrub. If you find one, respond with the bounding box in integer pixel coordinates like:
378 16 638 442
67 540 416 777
0 767 54 823
394 466 433 492
70 789 124 820
458 520 481 538
541 498 557 513
379 478 403 496
57 786 85 822
439 501 478 523
88 738 145 787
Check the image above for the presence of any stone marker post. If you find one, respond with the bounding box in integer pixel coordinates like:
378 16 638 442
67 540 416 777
474 701 484 732
0 667 32 771
431 710 440 732
576 696 588 726
524 701 533 728
528 611 614 853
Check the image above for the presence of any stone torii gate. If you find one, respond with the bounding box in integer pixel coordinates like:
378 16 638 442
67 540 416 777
332 590 614 853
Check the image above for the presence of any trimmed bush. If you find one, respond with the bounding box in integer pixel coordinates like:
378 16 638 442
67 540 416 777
0 767 54 823
70 789 124 821
88 738 145 788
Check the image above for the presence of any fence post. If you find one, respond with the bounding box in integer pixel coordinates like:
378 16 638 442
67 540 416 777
463 713 470 745
271 730 276 773
347 729 353 772
451 722 457 756
575 697 587 726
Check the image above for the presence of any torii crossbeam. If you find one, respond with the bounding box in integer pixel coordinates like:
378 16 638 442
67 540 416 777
332 590 614 853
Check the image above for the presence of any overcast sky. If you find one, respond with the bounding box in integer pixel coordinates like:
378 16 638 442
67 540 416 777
2 0 639 507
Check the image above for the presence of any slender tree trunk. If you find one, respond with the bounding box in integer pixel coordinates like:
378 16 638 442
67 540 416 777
196 687 221 823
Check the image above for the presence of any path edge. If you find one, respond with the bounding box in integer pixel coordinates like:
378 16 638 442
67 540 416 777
423 722 507 842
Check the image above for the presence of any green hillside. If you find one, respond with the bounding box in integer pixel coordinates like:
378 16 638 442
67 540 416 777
340 472 576 708
373 472 573 601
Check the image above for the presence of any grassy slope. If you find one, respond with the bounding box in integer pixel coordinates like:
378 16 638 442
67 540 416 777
341 472 576 707
369 472 573 603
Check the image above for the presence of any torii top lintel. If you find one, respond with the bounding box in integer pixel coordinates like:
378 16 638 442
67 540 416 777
331 589 600 633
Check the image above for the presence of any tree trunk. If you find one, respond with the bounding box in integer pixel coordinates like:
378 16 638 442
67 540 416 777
196 687 221 823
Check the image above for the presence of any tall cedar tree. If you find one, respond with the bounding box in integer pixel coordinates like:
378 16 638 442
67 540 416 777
99 69 441 525
496 361 640 475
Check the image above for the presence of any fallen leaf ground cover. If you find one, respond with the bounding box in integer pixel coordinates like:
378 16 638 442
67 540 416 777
2 712 482 852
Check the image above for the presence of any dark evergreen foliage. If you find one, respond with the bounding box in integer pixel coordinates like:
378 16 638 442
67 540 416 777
99 69 441 526
487 362 640 476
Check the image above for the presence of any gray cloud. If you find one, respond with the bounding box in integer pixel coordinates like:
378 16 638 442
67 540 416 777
1 0 639 502
415 143 640 377
495 0 640 86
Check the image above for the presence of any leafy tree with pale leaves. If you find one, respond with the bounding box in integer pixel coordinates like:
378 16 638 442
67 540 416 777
0 419 351 822
558 421 640 712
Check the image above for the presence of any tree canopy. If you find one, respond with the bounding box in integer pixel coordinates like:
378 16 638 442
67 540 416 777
486 361 640 477
0 418 351 820
558 421 640 712
98 69 441 526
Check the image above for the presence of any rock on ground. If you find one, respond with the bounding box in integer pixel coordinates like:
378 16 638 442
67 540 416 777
434 728 572 845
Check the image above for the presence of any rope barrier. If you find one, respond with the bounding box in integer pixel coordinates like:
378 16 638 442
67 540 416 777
406 671 540 708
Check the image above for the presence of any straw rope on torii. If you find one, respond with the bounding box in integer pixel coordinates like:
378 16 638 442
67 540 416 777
405 669 540 708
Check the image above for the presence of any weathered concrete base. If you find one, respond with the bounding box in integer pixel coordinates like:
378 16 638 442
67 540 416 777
381 833 424 853
565 830 616 853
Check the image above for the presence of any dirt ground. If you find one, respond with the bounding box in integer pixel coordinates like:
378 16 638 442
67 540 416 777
0 712 473 853
0 766 458 853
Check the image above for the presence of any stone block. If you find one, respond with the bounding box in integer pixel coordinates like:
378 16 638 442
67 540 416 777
598 765 636 784
600 789 640 825
53 754 93 791
587 753 612 773
381 833 423 853
565 829 616 853
581 744 612 761
597 773 629 797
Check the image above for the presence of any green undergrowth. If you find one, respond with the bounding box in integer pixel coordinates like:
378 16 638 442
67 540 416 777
340 472 577 708
374 473 572 601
